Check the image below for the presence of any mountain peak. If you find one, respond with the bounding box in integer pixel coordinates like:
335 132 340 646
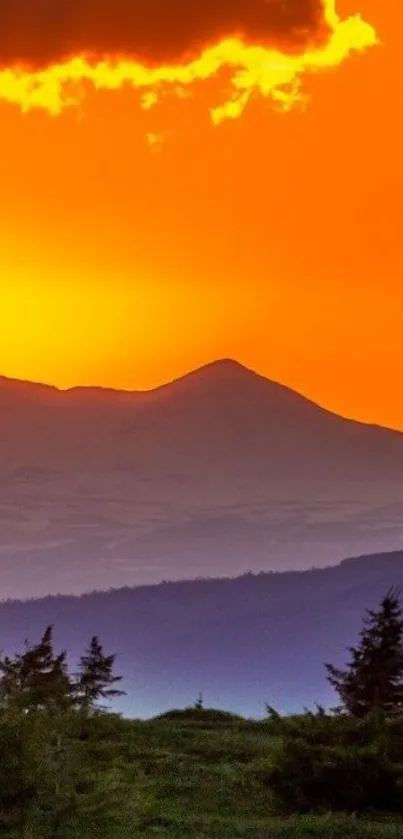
181 358 258 381
156 358 269 391
199 358 252 372
152 357 321 417
151 358 279 405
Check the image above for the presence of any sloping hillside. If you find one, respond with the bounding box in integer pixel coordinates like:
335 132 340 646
1 360 403 598
0 549 402 718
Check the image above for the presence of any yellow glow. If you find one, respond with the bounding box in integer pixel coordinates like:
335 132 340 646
0 267 257 389
1 278 127 384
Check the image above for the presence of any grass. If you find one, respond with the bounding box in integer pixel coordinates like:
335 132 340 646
83 708 403 838
5 707 403 837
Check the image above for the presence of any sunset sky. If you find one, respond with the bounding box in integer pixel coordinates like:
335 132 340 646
0 0 401 431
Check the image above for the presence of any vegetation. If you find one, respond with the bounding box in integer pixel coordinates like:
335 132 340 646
0 625 126 714
1 590 403 836
324 586 403 717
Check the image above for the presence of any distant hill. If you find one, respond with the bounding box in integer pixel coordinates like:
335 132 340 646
0 549 402 719
1 358 403 599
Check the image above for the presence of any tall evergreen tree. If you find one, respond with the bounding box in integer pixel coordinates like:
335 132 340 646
74 636 126 711
324 586 403 718
0 626 73 714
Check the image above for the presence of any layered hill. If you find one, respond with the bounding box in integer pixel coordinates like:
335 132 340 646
0 359 402 599
0 550 402 719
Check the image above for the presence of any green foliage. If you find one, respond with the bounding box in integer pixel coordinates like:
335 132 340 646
268 736 403 815
0 627 124 716
325 587 403 718
2 703 403 837
0 627 128 835
265 709 403 816
0 708 138 837
0 708 36 830
152 707 247 727
3 590 403 836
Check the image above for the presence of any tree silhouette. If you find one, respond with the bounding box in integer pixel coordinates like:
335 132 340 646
324 586 403 718
74 636 126 711
194 692 204 710
0 626 72 714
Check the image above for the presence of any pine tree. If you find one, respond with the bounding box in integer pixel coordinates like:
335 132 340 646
0 626 73 714
324 586 403 718
74 636 126 711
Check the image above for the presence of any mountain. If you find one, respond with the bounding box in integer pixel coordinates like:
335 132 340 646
1 359 403 599
0 550 402 719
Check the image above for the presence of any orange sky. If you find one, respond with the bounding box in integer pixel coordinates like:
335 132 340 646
0 0 402 430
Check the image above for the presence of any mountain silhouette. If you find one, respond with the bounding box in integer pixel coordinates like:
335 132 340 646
0 549 402 719
0 359 402 599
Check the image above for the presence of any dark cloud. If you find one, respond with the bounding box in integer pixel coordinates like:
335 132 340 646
0 0 330 68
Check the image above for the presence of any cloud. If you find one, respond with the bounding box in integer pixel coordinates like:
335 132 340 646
0 0 330 68
0 1 378 122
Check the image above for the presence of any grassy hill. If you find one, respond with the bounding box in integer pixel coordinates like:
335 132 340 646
14 706 398 839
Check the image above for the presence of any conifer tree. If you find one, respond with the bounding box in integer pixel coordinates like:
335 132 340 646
0 626 73 714
74 636 125 711
324 586 403 718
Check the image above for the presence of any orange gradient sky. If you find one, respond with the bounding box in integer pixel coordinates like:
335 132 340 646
0 0 402 430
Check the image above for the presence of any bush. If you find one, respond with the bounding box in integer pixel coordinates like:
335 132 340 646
267 731 403 815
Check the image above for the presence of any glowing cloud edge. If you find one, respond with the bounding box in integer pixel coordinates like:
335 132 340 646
0 0 379 123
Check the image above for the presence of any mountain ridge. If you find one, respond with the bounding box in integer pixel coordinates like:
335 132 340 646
0 358 400 434
0 359 403 599
2 547 402 606
0 548 402 719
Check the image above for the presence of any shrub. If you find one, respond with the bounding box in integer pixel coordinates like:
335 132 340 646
267 731 403 815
